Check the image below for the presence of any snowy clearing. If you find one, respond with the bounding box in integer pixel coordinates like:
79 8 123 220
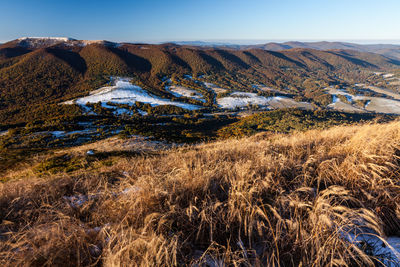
383 73 395 79
50 129 97 138
166 85 205 102
354 84 400 100
327 86 400 114
217 92 311 110
64 77 201 111
204 82 229 94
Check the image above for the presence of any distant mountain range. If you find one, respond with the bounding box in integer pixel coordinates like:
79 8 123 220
174 40 400 61
4 38 400 60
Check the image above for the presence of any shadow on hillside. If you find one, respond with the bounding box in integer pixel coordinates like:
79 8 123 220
213 49 250 69
47 48 87 74
109 47 152 73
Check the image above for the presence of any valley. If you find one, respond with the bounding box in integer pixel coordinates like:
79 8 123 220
1 37 400 175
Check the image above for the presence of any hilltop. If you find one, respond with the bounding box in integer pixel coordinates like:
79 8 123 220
1 121 400 265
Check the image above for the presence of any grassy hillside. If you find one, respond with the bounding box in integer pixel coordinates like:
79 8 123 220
1 121 400 266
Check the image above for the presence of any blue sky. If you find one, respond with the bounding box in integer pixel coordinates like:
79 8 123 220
1 0 400 43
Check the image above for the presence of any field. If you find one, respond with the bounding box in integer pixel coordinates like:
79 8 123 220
1 121 400 266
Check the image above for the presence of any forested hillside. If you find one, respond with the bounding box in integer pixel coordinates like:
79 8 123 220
1 38 399 125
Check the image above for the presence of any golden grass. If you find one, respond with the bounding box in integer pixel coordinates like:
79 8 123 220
1 121 400 266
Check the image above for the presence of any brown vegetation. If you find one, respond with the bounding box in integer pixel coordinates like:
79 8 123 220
1 121 400 266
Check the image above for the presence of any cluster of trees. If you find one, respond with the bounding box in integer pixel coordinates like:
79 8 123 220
217 109 394 138
120 114 237 143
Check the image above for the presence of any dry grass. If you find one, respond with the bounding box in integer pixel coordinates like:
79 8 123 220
1 121 400 266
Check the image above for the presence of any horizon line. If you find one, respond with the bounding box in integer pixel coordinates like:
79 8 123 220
2 37 400 45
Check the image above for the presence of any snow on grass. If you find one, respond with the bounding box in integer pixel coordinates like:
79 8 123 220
342 230 400 266
17 37 74 42
383 73 395 79
50 129 97 138
327 86 400 114
217 92 270 109
51 131 66 138
204 82 229 94
166 85 205 102
65 77 201 111
217 92 311 110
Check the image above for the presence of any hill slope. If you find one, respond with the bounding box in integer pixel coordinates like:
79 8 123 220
1 38 399 125
1 121 400 266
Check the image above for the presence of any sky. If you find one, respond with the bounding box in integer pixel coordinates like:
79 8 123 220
1 0 400 44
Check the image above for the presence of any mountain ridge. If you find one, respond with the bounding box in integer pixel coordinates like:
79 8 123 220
175 40 400 61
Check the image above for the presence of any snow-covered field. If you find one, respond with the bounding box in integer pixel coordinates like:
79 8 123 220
327 86 400 114
355 84 400 100
64 77 200 111
372 72 400 85
204 83 228 94
328 97 364 112
383 73 395 79
217 92 311 110
166 85 205 102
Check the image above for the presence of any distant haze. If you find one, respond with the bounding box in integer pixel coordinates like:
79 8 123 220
170 40 400 46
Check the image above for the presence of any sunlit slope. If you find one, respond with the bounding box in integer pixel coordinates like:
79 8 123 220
2 121 400 265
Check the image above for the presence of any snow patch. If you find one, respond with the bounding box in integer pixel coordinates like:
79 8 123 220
50 129 97 138
51 131 66 138
0 130 9 137
204 82 228 94
218 92 311 110
65 77 201 111
217 92 270 109
342 230 400 266
166 85 205 102
17 37 75 42
383 73 395 79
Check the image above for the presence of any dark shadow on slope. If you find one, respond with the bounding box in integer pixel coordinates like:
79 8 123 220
327 51 378 69
109 47 152 73
163 50 193 74
213 50 250 69
0 47 32 60
242 51 262 64
260 50 307 68
299 50 334 70
46 48 87 74
197 52 225 71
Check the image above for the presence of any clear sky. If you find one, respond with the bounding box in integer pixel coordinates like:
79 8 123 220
1 0 400 43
